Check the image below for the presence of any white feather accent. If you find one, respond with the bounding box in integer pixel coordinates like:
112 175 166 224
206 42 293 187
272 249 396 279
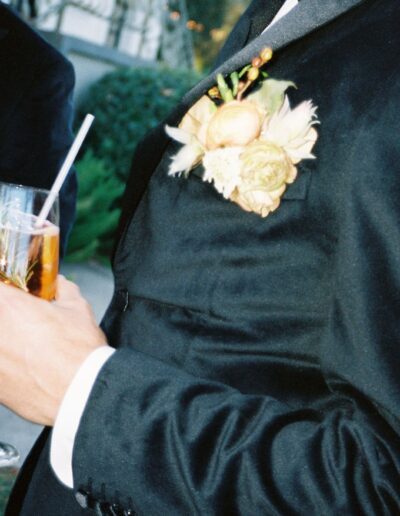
262 96 319 163
168 142 204 177
165 125 193 145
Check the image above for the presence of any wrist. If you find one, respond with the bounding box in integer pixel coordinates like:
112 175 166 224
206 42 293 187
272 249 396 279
50 345 115 487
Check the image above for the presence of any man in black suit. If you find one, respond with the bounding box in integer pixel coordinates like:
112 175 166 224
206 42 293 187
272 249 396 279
0 3 77 256
2 0 400 514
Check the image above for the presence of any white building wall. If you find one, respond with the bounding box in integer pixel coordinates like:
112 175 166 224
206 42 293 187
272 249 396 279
34 0 163 60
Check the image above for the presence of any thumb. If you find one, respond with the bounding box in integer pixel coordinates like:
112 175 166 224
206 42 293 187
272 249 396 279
56 275 83 303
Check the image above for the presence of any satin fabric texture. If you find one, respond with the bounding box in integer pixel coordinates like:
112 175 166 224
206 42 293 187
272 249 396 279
7 0 400 514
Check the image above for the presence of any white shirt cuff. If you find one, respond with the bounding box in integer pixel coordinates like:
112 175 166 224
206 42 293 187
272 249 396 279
50 345 116 488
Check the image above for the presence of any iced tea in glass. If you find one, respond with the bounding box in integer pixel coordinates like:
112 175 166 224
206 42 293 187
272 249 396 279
0 182 59 300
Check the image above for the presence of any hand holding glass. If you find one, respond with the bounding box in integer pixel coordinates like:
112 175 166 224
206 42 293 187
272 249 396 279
0 114 94 467
0 182 59 466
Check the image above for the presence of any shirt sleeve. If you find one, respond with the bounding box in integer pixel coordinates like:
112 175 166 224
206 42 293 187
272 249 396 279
50 345 115 488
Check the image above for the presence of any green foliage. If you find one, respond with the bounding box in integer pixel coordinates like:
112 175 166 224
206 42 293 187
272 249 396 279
66 151 124 263
70 66 200 261
77 66 201 184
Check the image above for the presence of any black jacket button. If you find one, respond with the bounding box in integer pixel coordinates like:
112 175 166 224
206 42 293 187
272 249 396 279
94 501 103 516
95 500 112 516
110 503 124 516
75 489 90 509
94 500 127 516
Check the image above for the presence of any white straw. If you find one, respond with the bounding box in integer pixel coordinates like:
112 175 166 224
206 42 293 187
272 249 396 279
35 114 95 227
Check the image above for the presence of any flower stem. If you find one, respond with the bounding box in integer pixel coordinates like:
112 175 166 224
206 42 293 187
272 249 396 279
217 74 234 103
237 80 252 101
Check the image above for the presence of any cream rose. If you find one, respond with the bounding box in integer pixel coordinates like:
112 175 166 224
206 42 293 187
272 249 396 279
179 95 216 147
206 100 263 150
165 71 319 218
230 140 297 217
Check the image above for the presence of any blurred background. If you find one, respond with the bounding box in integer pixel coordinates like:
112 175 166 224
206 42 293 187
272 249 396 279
0 0 251 512
3 0 251 265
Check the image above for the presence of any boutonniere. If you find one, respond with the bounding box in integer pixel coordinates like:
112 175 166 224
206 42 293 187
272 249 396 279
166 48 319 218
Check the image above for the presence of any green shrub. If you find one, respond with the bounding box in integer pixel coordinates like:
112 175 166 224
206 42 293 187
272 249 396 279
77 66 202 183
70 66 201 261
66 151 124 263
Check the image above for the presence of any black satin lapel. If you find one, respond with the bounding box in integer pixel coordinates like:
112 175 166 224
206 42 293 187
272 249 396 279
214 0 285 68
246 0 287 42
181 0 366 113
115 0 367 255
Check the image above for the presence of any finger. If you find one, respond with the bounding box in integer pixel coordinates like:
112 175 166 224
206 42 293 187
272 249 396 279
56 275 82 302
0 281 46 318
0 280 30 302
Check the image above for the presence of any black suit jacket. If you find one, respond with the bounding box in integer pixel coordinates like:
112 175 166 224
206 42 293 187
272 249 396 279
0 3 77 257
7 0 400 514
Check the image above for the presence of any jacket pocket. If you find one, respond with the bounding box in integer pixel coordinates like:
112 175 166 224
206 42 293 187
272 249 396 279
282 162 313 201
191 161 313 201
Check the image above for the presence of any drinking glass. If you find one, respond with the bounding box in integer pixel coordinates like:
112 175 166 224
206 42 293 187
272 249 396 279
0 181 59 467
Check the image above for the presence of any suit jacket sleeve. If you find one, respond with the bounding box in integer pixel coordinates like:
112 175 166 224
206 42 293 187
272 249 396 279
72 345 399 514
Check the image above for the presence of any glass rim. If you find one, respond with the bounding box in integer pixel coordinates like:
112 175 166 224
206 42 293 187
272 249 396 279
0 181 56 197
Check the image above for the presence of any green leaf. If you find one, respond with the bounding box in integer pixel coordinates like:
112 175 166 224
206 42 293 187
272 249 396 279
230 71 239 97
238 64 251 78
248 79 296 114
217 73 234 102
